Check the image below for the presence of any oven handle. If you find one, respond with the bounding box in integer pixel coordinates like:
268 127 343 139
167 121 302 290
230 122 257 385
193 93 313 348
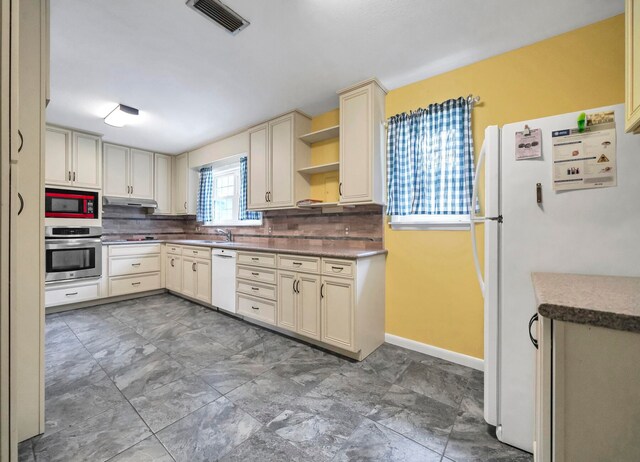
45 238 102 249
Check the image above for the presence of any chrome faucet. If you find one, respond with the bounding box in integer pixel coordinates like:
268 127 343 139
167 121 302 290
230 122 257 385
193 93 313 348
214 228 232 242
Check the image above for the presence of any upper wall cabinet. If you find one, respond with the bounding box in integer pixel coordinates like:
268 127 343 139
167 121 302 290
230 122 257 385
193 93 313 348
626 0 640 133
338 79 387 205
173 152 198 215
103 143 154 199
248 111 311 210
154 153 173 214
45 126 102 189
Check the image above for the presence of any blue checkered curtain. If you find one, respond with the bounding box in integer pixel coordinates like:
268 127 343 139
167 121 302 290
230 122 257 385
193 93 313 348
387 97 476 215
196 166 213 223
239 156 262 221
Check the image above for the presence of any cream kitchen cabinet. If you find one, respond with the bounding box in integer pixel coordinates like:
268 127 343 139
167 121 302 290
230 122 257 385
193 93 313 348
103 143 154 199
154 153 173 214
278 270 321 340
45 126 102 189
173 152 197 215
248 111 311 210
338 79 387 205
107 244 162 296
626 0 640 133
179 246 211 304
166 254 182 292
321 276 355 350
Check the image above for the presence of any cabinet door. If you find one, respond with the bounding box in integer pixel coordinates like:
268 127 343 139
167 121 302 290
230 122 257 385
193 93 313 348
298 273 321 340
174 153 188 214
181 256 196 297
195 258 211 304
248 124 269 209
73 132 102 189
321 276 355 351
45 127 72 186
103 143 130 197
154 153 172 214
269 115 294 207
166 255 182 292
277 271 297 331
340 86 371 203
130 149 154 199
627 0 640 133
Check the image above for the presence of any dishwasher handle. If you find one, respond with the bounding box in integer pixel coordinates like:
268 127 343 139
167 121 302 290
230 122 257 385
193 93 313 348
214 254 234 259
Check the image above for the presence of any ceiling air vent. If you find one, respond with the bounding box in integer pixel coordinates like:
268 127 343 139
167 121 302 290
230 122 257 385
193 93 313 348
186 0 250 35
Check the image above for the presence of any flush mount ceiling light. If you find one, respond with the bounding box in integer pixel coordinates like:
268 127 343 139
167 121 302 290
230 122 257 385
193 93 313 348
104 104 139 127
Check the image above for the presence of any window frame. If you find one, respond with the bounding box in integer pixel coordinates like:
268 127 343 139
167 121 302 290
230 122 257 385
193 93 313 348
389 214 470 231
202 160 262 228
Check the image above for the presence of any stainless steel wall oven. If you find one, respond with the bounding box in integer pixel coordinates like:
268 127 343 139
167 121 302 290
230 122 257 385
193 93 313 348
45 226 102 282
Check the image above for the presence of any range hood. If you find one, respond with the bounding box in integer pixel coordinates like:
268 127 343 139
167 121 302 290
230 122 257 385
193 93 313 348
103 196 158 209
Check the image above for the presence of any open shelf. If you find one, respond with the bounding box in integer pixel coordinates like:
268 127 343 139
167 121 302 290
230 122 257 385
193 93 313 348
299 125 339 144
297 161 339 175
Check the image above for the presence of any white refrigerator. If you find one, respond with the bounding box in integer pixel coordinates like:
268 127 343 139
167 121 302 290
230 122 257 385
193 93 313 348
471 104 640 453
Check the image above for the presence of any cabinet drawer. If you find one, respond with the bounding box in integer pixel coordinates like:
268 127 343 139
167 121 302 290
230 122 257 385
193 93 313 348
166 244 182 255
237 251 276 268
109 273 161 297
278 254 320 273
237 293 276 325
237 280 277 301
109 255 161 276
45 280 100 307
322 258 354 278
182 246 211 260
237 265 277 284
108 244 161 257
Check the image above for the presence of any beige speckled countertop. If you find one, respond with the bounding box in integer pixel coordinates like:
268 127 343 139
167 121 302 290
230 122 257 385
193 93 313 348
102 239 387 259
532 272 640 333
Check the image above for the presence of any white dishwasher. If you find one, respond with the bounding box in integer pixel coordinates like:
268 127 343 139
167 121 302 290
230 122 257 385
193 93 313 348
211 248 237 314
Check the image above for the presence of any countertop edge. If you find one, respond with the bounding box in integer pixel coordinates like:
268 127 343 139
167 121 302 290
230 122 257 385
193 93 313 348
101 239 387 259
538 303 640 334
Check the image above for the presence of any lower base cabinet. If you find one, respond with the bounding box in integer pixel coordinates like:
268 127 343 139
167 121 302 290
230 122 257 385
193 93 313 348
238 293 277 325
181 255 211 304
278 271 321 340
535 317 640 461
321 276 354 351
108 244 162 297
45 278 101 307
166 254 182 292
109 273 161 297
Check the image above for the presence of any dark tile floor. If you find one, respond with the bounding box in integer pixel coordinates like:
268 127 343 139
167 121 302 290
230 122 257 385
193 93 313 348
19 293 532 462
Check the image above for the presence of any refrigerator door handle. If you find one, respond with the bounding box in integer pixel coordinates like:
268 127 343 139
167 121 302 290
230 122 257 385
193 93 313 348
470 139 486 296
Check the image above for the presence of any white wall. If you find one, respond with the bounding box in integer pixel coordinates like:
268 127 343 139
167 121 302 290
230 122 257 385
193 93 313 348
188 130 249 168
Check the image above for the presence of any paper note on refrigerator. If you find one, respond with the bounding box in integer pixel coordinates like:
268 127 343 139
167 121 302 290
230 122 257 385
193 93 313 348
515 128 542 160
551 122 617 191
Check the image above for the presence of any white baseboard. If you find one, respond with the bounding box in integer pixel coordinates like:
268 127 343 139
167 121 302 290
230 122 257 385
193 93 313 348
385 333 484 371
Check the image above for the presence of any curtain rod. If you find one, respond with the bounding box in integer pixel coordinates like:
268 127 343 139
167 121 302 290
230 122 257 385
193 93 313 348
383 94 481 128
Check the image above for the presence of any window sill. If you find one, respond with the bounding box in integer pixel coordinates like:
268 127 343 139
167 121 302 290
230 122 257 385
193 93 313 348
202 220 262 227
389 215 470 231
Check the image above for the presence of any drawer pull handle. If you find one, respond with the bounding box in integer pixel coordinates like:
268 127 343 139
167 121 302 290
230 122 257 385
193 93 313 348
65 292 78 296
292 262 302 266
193 251 198 254
251 272 259 276
331 266 344 272
251 257 259 261
131 282 141 286
251 305 260 310
131 263 141 266
251 287 259 291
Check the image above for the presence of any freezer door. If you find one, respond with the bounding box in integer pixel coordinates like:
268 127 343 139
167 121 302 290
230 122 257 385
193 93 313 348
498 104 640 452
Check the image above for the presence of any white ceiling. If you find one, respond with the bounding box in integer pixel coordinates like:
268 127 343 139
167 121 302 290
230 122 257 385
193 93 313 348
47 0 623 154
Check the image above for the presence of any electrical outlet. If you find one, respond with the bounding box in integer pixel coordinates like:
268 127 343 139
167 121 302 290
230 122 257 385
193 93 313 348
344 226 350 235
195 225 201 232
268 226 273 235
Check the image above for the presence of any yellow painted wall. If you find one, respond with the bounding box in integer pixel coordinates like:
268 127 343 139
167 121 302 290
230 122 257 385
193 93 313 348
385 15 624 358
309 15 625 359
309 109 340 202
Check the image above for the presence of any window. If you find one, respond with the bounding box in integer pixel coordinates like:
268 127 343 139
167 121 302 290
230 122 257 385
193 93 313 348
386 97 477 230
197 157 262 227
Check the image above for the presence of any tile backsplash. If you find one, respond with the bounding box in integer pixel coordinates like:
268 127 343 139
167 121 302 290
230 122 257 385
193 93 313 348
102 204 384 245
